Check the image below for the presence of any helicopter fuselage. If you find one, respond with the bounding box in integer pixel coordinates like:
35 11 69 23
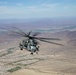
19 39 39 54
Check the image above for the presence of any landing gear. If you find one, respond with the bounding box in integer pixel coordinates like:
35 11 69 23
20 48 23 50
30 52 33 55
19 43 23 50
36 51 38 54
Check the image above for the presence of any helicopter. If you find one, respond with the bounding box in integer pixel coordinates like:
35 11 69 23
1 27 63 55
19 38 39 55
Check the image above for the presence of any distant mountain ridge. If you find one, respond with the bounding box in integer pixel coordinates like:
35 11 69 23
0 18 76 31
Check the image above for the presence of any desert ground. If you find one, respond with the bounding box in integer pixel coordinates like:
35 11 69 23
0 31 76 75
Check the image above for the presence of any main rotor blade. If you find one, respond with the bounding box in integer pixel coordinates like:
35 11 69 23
0 27 26 37
39 39 64 46
34 37 61 40
12 26 27 37
27 31 32 36
32 32 41 36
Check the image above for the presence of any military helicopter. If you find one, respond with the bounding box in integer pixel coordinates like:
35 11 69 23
19 36 40 55
1 27 63 55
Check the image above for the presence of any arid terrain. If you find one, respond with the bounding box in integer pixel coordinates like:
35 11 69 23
0 0 76 74
0 30 76 75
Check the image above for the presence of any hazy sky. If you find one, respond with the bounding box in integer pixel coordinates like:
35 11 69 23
0 0 76 19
